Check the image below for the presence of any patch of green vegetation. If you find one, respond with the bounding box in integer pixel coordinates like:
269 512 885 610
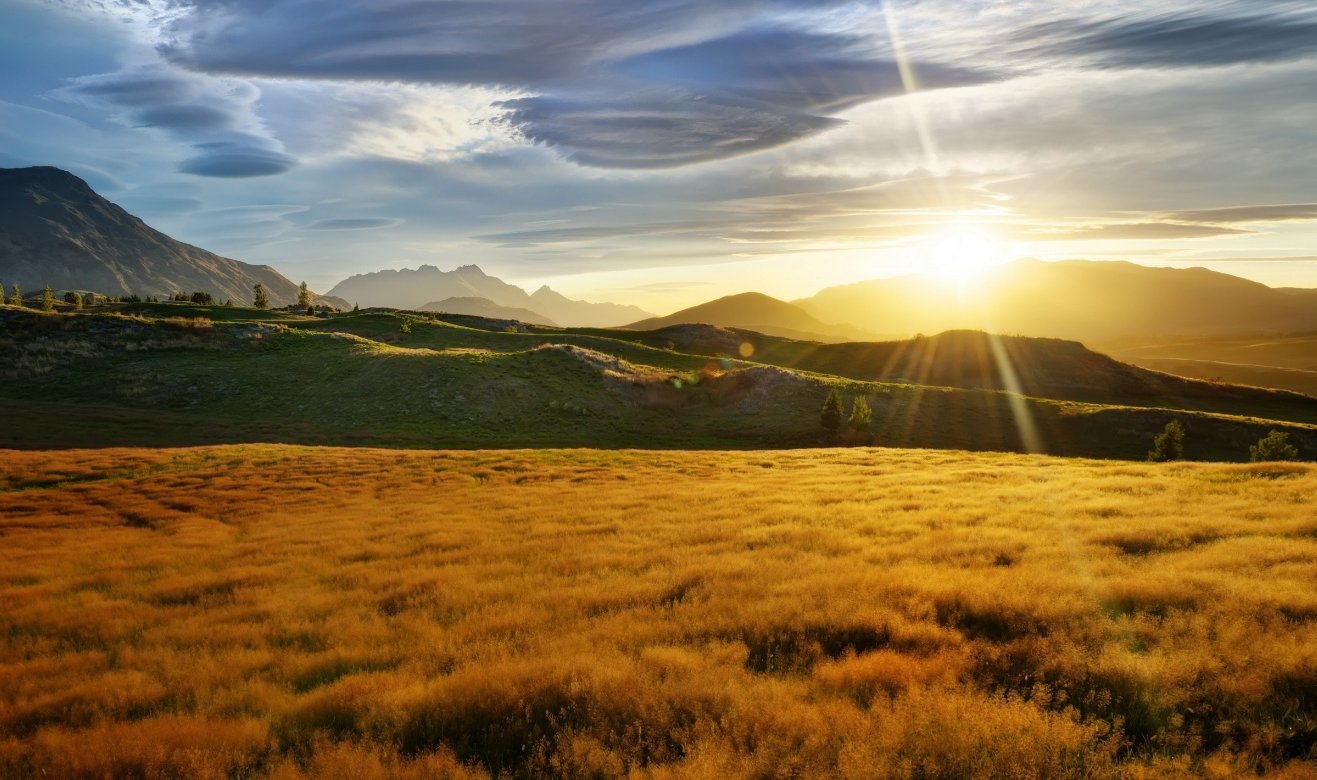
1 306 1313 459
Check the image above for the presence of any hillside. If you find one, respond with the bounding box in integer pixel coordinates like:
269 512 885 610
0 304 1313 460
0 166 339 307
628 292 868 342
326 264 651 326
418 296 557 326
795 259 1317 340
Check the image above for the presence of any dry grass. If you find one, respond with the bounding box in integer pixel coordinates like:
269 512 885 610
1 446 1315 779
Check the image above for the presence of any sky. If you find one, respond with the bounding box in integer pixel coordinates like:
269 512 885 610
3 0 1317 311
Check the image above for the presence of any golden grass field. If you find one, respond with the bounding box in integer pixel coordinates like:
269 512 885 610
1 445 1315 779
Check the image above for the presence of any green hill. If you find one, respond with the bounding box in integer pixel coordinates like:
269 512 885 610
0 303 1313 460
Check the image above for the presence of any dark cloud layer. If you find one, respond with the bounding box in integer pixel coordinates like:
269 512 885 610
152 0 995 167
1023 10 1317 68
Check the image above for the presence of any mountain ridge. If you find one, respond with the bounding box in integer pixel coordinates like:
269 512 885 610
0 166 339 307
792 259 1317 341
627 291 872 342
327 264 653 327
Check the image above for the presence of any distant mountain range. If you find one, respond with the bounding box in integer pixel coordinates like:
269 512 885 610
419 296 558 326
0 166 340 307
327 264 652 327
6 165 1316 343
627 292 872 342
793 259 1317 341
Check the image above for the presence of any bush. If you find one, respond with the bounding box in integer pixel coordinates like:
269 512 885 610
821 388 843 433
253 283 269 310
1250 430 1299 462
190 291 214 305
41 285 55 312
1148 420 1185 462
848 396 872 436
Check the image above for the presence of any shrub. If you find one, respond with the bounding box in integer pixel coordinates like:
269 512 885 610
7 283 20 307
1148 420 1185 462
41 285 55 312
253 283 269 310
1250 430 1299 462
821 388 843 433
190 291 214 305
848 396 872 435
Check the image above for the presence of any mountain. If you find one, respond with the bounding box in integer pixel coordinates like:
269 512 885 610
326 264 653 327
419 296 557 326
627 292 871 342
0 166 339 307
795 259 1317 341
527 285 652 329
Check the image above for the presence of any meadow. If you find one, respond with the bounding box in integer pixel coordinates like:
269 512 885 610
2 305 1315 460
1 445 1314 778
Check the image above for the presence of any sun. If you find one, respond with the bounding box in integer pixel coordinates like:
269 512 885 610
918 226 1011 286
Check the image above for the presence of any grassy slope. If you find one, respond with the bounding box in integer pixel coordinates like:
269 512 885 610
1 304 1314 460
1 445 1314 778
1103 334 1317 397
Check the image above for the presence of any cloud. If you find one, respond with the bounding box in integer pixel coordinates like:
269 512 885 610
308 217 403 230
616 27 992 112
55 66 296 178
178 142 297 177
499 88 844 168
1165 204 1317 224
1025 222 1254 241
1022 10 1317 69
143 0 996 168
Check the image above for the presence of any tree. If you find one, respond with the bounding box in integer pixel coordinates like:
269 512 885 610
821 388 843 433
41 285 55 312
1250 430 1299 462
306 304 315 317
253 283 269 310
190 291 214 305
1148 419 1186 462
352 302 359 312
297 281 311 309
7 284 18 307
848 395 872 435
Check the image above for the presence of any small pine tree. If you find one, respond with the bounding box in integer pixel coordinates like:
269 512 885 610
253 283 269 310
297 281 311 309
352 302 360 312
847 395 872 435
821 388 843 433
1148 419 1186 462
1250 430 1299 462
8 284 19 307
41 285 55 312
